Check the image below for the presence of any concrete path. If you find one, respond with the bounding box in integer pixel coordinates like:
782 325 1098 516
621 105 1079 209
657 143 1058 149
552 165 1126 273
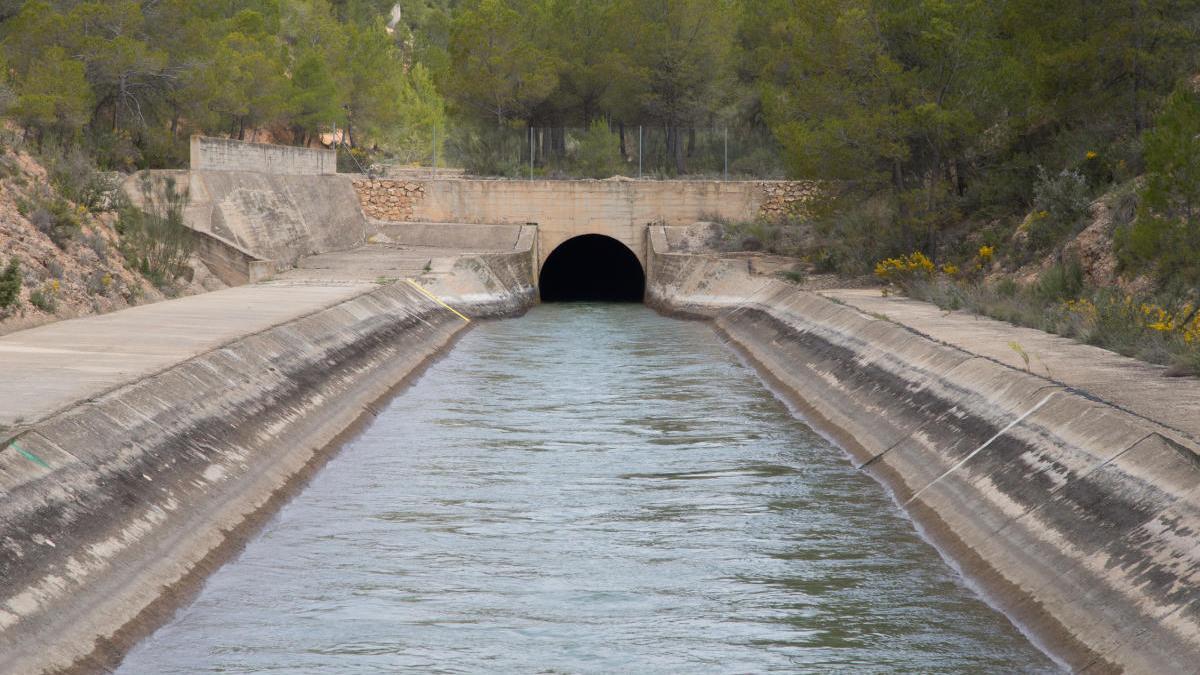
821 288 1200 443
0 281 374 429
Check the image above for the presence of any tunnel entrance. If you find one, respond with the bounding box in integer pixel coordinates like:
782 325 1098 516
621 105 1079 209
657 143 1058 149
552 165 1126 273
539 234 645 302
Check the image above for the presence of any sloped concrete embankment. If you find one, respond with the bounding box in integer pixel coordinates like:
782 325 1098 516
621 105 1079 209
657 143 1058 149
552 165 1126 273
646 226 1200 673
407 223 539 318
0 281 496 674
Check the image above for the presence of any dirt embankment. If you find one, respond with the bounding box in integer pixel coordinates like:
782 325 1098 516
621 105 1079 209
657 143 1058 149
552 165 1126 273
0 150 222 336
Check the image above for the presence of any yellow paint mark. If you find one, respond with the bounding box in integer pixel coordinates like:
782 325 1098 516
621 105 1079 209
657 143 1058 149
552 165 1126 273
405 279 471 323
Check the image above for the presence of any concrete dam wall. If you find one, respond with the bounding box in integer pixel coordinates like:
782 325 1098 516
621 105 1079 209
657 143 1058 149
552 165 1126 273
645 226 1200 672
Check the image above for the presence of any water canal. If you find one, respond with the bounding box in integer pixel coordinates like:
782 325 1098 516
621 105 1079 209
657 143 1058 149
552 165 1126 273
117 304 1057 673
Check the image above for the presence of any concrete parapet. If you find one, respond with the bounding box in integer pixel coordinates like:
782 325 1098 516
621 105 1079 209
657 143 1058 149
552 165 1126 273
190 136 336 175
646 224 1200 672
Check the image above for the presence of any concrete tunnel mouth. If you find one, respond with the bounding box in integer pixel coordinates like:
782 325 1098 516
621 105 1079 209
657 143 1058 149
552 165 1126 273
539 234 645 303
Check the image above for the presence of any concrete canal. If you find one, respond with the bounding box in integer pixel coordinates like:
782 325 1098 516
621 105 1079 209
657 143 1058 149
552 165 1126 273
117 305 1056 673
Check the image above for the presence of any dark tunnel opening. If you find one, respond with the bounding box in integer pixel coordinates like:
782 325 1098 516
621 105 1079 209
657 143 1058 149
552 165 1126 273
539 234 646 302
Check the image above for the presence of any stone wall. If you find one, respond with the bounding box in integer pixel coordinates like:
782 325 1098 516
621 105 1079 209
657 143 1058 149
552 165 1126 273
756 181 818 220
354 177 425 221
190 136 336 175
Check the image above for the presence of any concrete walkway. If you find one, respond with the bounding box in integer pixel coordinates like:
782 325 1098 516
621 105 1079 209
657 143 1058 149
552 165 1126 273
821 288 1200 443
0 280 374 429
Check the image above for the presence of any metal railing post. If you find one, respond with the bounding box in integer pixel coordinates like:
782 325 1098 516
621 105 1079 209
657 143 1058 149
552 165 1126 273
638 126 643 179
724 127 729 181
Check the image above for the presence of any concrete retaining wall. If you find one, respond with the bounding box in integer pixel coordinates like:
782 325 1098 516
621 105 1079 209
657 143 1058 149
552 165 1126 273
353 178 816 225
0 282 489 673
646 226 1200 672
191 136 336 175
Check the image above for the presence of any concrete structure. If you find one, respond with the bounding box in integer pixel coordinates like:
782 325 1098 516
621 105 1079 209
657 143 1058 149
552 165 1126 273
646 225 1200 672
190 136 336 175
353 177 817 271
0 252 536 675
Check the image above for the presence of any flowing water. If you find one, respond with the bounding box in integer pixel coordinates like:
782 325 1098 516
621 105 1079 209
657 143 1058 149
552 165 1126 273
118 304 1058 673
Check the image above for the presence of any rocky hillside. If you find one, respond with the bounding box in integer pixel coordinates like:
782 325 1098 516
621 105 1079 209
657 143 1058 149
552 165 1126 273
0 149 223 336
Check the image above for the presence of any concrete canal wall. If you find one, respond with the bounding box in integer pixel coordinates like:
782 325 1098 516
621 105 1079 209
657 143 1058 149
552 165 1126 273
0 274 535 673
646 225 1200 672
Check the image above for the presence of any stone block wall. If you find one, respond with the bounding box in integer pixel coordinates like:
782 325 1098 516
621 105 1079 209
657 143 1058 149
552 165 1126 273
756 181 819 220
353 178 426 221
190 136 336 175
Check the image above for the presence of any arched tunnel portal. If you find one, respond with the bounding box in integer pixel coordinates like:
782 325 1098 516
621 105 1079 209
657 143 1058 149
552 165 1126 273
539 234 645 303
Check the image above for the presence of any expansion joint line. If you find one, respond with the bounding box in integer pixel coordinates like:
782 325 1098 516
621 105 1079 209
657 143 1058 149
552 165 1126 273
905 391 1057 506
405 279 470 323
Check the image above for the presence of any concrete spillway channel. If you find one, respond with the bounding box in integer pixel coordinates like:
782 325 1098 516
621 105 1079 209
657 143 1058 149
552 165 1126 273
2 139 1200 671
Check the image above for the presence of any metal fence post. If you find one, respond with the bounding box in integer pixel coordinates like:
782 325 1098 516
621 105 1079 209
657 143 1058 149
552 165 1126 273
432 127 437 179
638 126 643 179
529 127 534 181
724 127 729 181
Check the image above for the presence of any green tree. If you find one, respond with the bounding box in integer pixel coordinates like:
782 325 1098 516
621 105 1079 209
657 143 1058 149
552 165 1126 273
447 0 558 124
1122 84 1200 285
616 0 735 172
383 63 448 163
291 50 340 143
0 257 20 312
11 47 94 147
335 19 405 146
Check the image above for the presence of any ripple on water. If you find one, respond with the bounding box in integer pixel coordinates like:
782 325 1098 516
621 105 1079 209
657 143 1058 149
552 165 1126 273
117 304 1059 674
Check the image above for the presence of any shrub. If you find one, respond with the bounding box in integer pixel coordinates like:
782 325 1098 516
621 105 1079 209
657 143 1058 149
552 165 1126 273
570 121 623 179
874 251 936 289
808 191 907 275
81 231 108 262
117 175 193 288
1035 258 1084 302
1029 167 1091 250
29 281 57 313
447 124 523 177
0 258 21 311
1116 84 1200 288
21 187 81 249
44 145 118 211
85 270 113 296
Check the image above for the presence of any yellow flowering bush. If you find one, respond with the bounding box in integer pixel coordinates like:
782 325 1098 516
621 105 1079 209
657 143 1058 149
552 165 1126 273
875 252 936 287
1063 295 1200 349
